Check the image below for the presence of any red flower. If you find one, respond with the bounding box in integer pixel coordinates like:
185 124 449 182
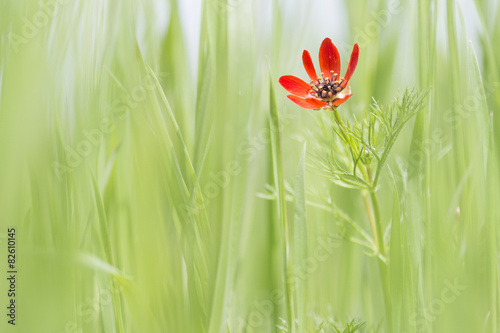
279 38 359 110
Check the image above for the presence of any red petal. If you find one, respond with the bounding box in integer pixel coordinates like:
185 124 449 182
287 95 327 109
279 76 311 97
319 38 341 77
302 50 317 82
341 44 359 89
332 94 352 106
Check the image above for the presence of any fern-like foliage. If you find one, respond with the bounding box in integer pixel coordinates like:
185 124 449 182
310 88 427 191
278 318 366 333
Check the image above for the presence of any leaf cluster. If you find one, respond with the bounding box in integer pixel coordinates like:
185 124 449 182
310 88 427 190
277 318 366 333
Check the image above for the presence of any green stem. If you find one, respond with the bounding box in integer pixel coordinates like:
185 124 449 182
369 190 386 257
334 111 392 331
364 167 392 332
333 109 351 145
333 109 359 159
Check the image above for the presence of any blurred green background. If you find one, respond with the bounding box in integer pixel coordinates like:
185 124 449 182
0 0 499 332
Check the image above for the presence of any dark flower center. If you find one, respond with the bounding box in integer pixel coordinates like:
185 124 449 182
309 71 345 102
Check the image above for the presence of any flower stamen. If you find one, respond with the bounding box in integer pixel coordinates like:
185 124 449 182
308 75 346 103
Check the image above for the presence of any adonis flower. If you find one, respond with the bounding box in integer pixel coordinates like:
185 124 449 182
279 38 359 110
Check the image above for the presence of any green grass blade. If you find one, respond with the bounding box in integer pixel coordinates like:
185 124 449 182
269 73 294 332
293 142 307 332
